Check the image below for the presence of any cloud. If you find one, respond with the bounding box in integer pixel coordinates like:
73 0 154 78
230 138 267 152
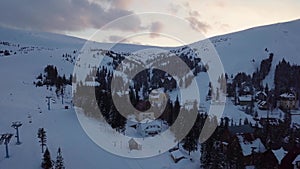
110 0 133 9
108 35 128 42
107 35 142 45
214 0 227 8
149 21 164 38
168 3 181 14
0 0 143 33
186 16 210 33
189 10 200 17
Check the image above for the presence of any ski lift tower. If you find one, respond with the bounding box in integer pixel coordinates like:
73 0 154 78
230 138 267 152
46 96 52 110
0 133 14 158
11 121 22 145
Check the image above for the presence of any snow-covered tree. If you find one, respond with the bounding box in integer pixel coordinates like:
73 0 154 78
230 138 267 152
41 148 53 169
38 128 47 153
55 148 65 169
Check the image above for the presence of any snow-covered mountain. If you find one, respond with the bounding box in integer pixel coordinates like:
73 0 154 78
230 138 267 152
0 19 300 169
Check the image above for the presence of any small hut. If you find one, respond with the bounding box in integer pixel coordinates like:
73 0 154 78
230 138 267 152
128 138 142 151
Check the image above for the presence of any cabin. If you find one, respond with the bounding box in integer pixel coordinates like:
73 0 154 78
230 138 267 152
278 92 298 110
128 138 142 151
260 118 281 126
137 112 155 122
136 119 162 137
170 149 185 163
236 133 266 166
222 124 255 142
293 155 300 169
259 149 280 169
149 88 166 106
280 148 300 169
238 95 253 106
272 147 288 166
255 91 267 101
258 100 269 110
240 82 253 95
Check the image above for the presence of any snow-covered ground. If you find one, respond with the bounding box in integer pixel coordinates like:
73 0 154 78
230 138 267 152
1 19 300 168
0 27 202 169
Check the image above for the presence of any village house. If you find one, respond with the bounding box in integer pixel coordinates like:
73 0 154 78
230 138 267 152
255 91 268 101
258 100 268 110
272 147 288 167
259 117 281 126
128 138 142 151
221 125 269 166
136 118 162 137
137 112 155 122
238 95 253 106
235 133 266 166
222 124 255 141
149 88 166 106
278 92 298 110
280 148 300 169
293 155 300 169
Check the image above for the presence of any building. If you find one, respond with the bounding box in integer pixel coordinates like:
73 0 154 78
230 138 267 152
137 112 155 122
238 95 253 106
170 149 185 163
223 124 255 141
293 155 300 169
255 91 267 101
260 118 281 126
136 119 162 137
272 147 288 166
258 100 268 110
128 138 142 151
222 125 261 166
280 148 300 169
278 92 298 110
236 133 266 166
149 88 166 106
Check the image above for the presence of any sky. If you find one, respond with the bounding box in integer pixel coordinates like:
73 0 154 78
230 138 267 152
0 0 300 46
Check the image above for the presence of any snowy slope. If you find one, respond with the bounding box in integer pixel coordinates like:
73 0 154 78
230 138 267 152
203 19 300 87
0 29 201 169
1 19 300 169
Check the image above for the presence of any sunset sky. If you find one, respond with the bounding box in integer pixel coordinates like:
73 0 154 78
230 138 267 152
1 0 300 46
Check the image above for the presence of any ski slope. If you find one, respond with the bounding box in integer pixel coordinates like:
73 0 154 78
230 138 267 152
1 19 300 168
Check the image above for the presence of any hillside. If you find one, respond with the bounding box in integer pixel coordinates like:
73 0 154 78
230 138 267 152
0 19 300 168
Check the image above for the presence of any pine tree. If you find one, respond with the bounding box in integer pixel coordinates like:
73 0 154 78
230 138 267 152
38 128 47 153
55 148 65 169
244 118 249 125
182 129 198 155
41 148 53 169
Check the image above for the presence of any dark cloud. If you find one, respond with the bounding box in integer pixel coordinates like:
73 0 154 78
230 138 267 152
149 21 164 38
186 16 210 33
0 0 143 32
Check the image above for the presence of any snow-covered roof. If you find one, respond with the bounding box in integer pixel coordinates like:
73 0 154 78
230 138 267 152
237 134 266 156
293 154 300 164
272 147 287 164
84 81 100 86
228 125 254 135
245 166 255 169
238 95 252 102
170 150 185 160
128 138 141 145
280 93 296 99
255 91 267 97
137 119 162 131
